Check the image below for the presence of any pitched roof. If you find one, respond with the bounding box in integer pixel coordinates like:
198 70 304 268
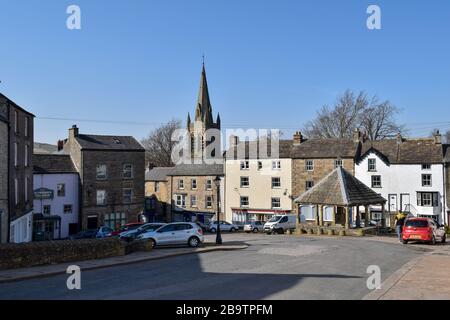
444 145 450 163
74 134 144 151
167 164 224 176
294 167 386 206
226 139 293 160
145 167 173 181
34 142 58 155
0 93 35 117
359 139 443 164
290 139 358 159
33 154 78 174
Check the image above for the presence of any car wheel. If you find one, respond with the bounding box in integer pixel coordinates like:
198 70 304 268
230 227 236 233
430 236 436 245
253 228 259 233
402 239 408 245
277 228 284 235
210 228 216 233
149 239 156 248
188 236 200 248
442 235 446 244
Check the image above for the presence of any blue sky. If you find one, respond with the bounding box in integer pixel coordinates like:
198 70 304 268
1 0 449 144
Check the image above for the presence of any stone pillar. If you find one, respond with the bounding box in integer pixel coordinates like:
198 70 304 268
365 205 370 227
345 207 350 229
319 205 324 227
332 205 337 226
356 206 361 228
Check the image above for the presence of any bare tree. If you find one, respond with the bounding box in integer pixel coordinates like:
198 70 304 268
445 130 450 144
303 90 403 140
141 119 181 167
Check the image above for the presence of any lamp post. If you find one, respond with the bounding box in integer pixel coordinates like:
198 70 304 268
214 176 222 245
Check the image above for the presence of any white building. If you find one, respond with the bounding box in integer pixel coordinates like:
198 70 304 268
33 154 80 240
225 139 293 225
355 134 447 225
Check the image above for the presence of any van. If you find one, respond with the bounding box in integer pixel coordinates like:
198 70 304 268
264 214 297 234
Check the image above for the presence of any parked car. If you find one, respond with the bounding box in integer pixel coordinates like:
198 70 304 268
264 214 297 234
209 221 239 233
402 217 446 245
137 222 204 248
119 223 166 242
70 229 98 240
110 222 144 237
244 221 265 233
96 226 114 238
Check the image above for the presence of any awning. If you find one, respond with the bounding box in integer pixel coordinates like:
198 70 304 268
33 213 62 221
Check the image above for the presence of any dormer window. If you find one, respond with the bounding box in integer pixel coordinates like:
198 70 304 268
114 138 122 144
422 164 431 170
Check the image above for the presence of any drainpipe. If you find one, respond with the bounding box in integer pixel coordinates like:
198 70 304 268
443 163 448 226
6 109 11 243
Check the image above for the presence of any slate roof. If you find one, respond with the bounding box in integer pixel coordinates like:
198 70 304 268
226 139 293 159
359 139 443 164
290 139 359 159
0 93 35 117
33 154 78 174
34 142 58 155
74 134 144 151
294 167 386 206
167 164 224 176
444 145 450 163
145 167 174 181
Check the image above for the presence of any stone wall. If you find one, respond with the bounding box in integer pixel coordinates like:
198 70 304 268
0 238 126 270
145 179 171 221
292 158 355 213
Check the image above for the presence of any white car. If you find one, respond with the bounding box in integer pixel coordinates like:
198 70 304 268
244 221 265 233
119 223 166 242
209 221 239 233
137 222 204 248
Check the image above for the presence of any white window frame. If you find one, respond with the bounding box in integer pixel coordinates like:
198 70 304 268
306 160 314 171
96 164 107 180
306 180 314 191
191 195 197 208
368 159 377 172
176 194 186 207
24 145 29 167
271 177 281 189
191 179 197 190
178 179 184 190
123 164 133 179
14 142 18 167
14 179 18 205
371 175 382 188
206 196 213 208
240 176 250 188
123 188 133 204
257 161 263 170
240 196 249 208
271 197 281 209
206 179 212 191
96 190 107 206
240 161 250 170
422 164 431 171
272 161 281 170
334 159 343 168
24 116 29 137
64 204 73 214
422 174 432 187
323 206 334 222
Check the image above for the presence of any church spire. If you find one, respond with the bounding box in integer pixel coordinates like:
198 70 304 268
195 63 214 126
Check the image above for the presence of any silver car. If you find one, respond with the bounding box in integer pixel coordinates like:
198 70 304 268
119 223 166 242
137 222 204 248
209 221 239 233
244 221 265 233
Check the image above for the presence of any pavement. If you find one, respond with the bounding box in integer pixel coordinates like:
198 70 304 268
0 242 248 284
0 233 436 300
364 240 450 300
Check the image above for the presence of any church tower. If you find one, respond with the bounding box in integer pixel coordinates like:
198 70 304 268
187 63 221 160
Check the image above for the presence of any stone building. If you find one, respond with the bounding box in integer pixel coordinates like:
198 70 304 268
0 93 34 243
168 164 224 224
290 130 361 214
144 166 173 222
62 125 145 230
0 112 8 243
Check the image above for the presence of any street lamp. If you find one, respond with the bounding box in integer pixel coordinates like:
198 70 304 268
214 176 222 245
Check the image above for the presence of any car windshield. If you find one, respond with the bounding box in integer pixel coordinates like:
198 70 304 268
268 215 282 222
405 220 428 228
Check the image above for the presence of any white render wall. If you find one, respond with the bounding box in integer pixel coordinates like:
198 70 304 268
355 152 446 222
33 173 79 238
225 158 292 223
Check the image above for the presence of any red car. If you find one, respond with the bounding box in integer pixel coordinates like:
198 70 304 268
402 217 446 245
110 222 144 237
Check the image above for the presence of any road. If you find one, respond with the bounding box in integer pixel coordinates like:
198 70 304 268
0 234 430 300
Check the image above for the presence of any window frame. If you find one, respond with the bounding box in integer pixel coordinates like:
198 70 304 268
368 159 377 172
271 177 281 189
123 188 133 204
271 197 281 209
96 190 107 206
240 176 250 188
240 160 250 170
122 164 134 179
305 160 314 171
96 164 107 180
422 174 432 187
371 175 382 188
240 196 249 208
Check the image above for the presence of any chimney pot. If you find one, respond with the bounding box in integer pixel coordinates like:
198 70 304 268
434 130 442 145
293 131 303 145
57 140 64 151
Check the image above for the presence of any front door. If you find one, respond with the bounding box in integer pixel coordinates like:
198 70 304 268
400 194 410 213
87 216 98 230
389 194 398 213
